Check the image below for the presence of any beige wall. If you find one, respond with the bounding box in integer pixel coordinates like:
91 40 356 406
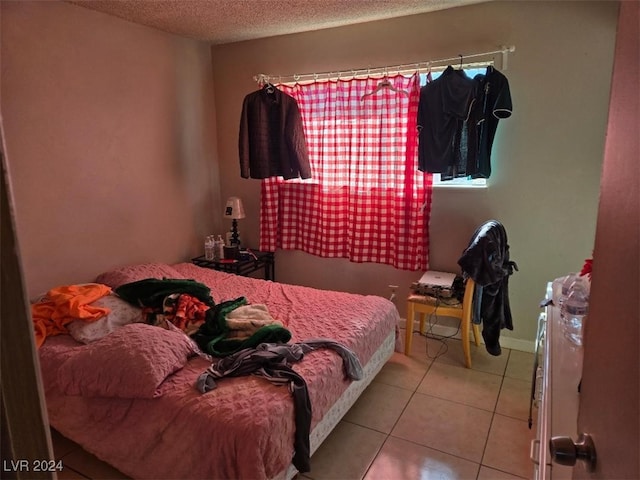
1 1 619 350
210 1 619 349
1 1 221 297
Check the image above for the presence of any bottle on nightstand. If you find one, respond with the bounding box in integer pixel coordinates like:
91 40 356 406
214 235 225 260
204 235 215 261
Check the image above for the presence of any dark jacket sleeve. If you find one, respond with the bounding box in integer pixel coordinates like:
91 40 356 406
239 94 251 179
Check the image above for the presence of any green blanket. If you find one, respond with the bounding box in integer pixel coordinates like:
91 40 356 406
114 278 214 308
114 278 291 357
191 297 292 357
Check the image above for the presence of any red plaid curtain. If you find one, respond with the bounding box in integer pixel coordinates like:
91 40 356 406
259 73 433 271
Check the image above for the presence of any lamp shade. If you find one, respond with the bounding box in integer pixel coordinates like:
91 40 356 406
224 196 246 220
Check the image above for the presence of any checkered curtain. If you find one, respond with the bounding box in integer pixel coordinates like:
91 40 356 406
259 73 433 271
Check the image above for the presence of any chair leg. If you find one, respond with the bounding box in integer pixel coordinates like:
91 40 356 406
405 302 415 355
462 314 472 369
418 312 426 335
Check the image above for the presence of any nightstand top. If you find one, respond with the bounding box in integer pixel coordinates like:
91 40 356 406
191 249 275 281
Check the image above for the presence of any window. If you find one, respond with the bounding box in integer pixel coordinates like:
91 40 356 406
259 65 496 267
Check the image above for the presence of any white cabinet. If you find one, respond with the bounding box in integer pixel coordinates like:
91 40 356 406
531 283 584 480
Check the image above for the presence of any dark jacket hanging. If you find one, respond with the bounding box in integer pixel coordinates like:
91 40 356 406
417 66 476 179
457 220 518 356
239 86 312 180
467 66 513 179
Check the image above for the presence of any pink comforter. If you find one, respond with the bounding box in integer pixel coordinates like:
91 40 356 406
39 263 399 479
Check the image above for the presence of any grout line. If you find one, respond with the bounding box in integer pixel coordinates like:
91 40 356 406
476 348 511 474
358 362 428 480
61 465 91 479
385 432 484 473
386 345 528 479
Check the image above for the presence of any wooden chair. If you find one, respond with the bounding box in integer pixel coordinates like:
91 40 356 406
404 277 480 368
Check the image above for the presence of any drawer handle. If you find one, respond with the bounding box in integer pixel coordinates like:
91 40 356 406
530 439 541 464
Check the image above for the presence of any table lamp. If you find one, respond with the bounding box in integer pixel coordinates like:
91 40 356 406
224 196 246 246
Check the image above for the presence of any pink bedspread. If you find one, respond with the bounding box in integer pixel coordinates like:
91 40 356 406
39 263 399 479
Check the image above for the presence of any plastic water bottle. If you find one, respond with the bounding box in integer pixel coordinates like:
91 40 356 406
204 235 215 261
214 235 225 260
558 273 578 317
563 276 589 346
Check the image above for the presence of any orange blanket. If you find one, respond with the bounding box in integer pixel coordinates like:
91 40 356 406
32 284 112 348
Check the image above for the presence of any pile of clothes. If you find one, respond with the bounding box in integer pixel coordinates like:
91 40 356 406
31 283 113 348
114 278 291 356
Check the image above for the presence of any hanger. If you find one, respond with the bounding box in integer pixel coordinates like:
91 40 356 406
262 81 275 94
361 77 409 101
257 74 275 94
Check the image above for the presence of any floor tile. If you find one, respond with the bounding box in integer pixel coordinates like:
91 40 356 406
496 376 535 422
432 338 509 376
391 392 493 463
402 329 437 364
478 465 528 479
483 414 536 479
57 467 90 479
505 350 535 381
417 362 502 411
364 436 480 480
343 381 413 434
307 421 386 480
422 335 468 366
405 333 475 370
375 350 429 391
61 449 130 480
50 428 82 459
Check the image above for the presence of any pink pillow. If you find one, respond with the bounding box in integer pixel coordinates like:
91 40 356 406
95 263 186 289
58 323 198 398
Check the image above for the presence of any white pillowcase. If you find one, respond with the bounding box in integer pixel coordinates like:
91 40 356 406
67 294 144 344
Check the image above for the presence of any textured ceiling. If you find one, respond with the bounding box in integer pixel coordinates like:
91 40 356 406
68 0 488 45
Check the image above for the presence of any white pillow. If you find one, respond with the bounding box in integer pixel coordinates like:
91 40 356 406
67 294 144 344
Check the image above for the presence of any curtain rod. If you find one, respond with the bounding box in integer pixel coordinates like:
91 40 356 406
254 45 515 85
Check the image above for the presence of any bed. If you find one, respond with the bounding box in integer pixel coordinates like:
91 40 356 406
37 262 400 480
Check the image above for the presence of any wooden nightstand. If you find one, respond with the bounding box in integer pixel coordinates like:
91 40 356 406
191 250 275 281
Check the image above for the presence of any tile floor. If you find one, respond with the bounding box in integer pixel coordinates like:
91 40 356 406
51 330 537 480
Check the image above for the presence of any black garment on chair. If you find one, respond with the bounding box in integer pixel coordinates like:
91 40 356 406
457 220 518 356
